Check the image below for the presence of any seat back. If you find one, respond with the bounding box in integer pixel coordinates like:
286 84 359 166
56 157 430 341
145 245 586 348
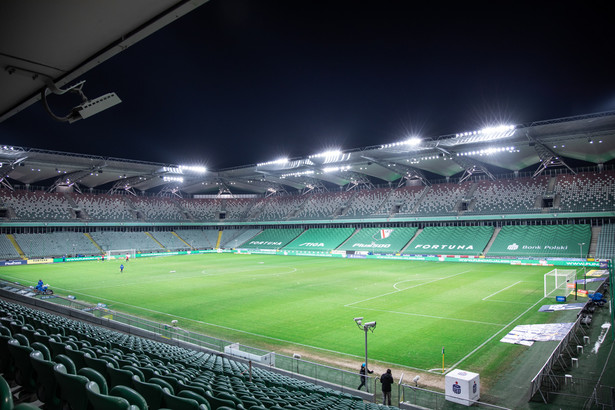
29 351 61 409
30 341 51 360
0 374 13 410
78 367 108 395
54 354 77 374
108 366 135 389
48 339 67 358
85 381 130 410
148 377 175 394
205 390 236 409
64 345 87 370
162 387 204 410
132 378 163 410
122 365 144 381
84 354 111 382
178 390 212 410
53 363 89 410
110 385 148 410
7 339 36 392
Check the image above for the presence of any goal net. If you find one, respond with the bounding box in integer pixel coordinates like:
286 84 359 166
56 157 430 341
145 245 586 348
106 249 136 260
544 269 577 298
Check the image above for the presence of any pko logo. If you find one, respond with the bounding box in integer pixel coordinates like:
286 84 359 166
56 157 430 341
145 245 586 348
453 381 461 394
507 243 519 250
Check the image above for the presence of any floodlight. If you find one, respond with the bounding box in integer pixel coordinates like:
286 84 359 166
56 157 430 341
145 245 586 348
406 137 421 146
179 165 207 173
257 158 289 167
40 79 121 123
163 176 183 183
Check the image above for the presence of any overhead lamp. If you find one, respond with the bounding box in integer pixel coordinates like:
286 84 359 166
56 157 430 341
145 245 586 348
41 79 121 123
179 165 207 173
163 176 183 183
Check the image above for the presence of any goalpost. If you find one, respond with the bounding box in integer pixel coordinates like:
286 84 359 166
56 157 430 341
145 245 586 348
106 249 136 260
544 269 577 298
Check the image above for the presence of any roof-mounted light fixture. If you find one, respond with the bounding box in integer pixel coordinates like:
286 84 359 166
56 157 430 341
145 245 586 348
41 79 121 123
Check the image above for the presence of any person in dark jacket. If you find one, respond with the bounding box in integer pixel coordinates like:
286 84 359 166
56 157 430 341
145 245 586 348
357 363 373 390
380 368 394 405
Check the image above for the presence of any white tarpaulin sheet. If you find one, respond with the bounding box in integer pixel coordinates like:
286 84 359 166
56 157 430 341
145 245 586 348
500 323 574 346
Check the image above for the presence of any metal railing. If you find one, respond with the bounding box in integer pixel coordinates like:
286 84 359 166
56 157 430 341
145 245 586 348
528 308 586 402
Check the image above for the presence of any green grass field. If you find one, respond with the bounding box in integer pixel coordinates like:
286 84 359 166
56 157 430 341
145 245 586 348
0 253 557 384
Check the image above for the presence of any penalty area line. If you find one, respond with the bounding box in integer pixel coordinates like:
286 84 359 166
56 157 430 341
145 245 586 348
482 281 523 301
448 294 548 371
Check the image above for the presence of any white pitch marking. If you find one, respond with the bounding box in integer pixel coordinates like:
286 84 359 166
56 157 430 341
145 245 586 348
352 306 503 326
448 294 549 370
346 270 471 307
482 281 523 301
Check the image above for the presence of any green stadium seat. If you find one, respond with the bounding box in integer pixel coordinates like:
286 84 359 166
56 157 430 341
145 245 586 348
162 387 208 410
149 376 175 393
0 375 13 410
108 366 136 389
48 338 68 359
54 354 77 374
78 367 109 394
110 385 148 410
205 389 237 409
0 327 14 379
178 389 212 409
29 350 62 410
84 354 111 381
131 378 164 410
65 345 89 370
86 381 132 410
7 338 36 394
54 363 90 410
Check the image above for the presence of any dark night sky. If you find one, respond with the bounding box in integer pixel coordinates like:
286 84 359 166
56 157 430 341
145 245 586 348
2 1 615 169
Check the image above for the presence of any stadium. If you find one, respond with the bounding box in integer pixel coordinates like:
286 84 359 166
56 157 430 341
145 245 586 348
1 2 614 410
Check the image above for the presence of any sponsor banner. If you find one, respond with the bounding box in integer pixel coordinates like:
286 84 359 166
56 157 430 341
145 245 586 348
352 243 392 249
569 289 589 297
26 258 54 265
0 260 26 266
248 241 283 246
505 243 569 252
412 244 476 252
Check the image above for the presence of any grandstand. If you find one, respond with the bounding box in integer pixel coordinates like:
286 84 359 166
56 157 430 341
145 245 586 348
0 296 379 410
403 225 494 256
239 228 303 249
283 227 355 252
487 224 592 258
337 227 417 254
0 112 613 409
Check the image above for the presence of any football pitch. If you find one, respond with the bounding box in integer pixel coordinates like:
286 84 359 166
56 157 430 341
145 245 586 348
0 253 556 380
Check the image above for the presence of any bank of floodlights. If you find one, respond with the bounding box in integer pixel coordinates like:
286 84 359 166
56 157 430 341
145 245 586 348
381 136 422 149
455 124 515 141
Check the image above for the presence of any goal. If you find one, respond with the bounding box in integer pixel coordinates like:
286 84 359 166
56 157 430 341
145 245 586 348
106 249 136 260
544 269 577 298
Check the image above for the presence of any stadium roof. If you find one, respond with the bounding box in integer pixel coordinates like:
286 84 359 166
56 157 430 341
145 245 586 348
1 111 614 196
0 0 209 123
